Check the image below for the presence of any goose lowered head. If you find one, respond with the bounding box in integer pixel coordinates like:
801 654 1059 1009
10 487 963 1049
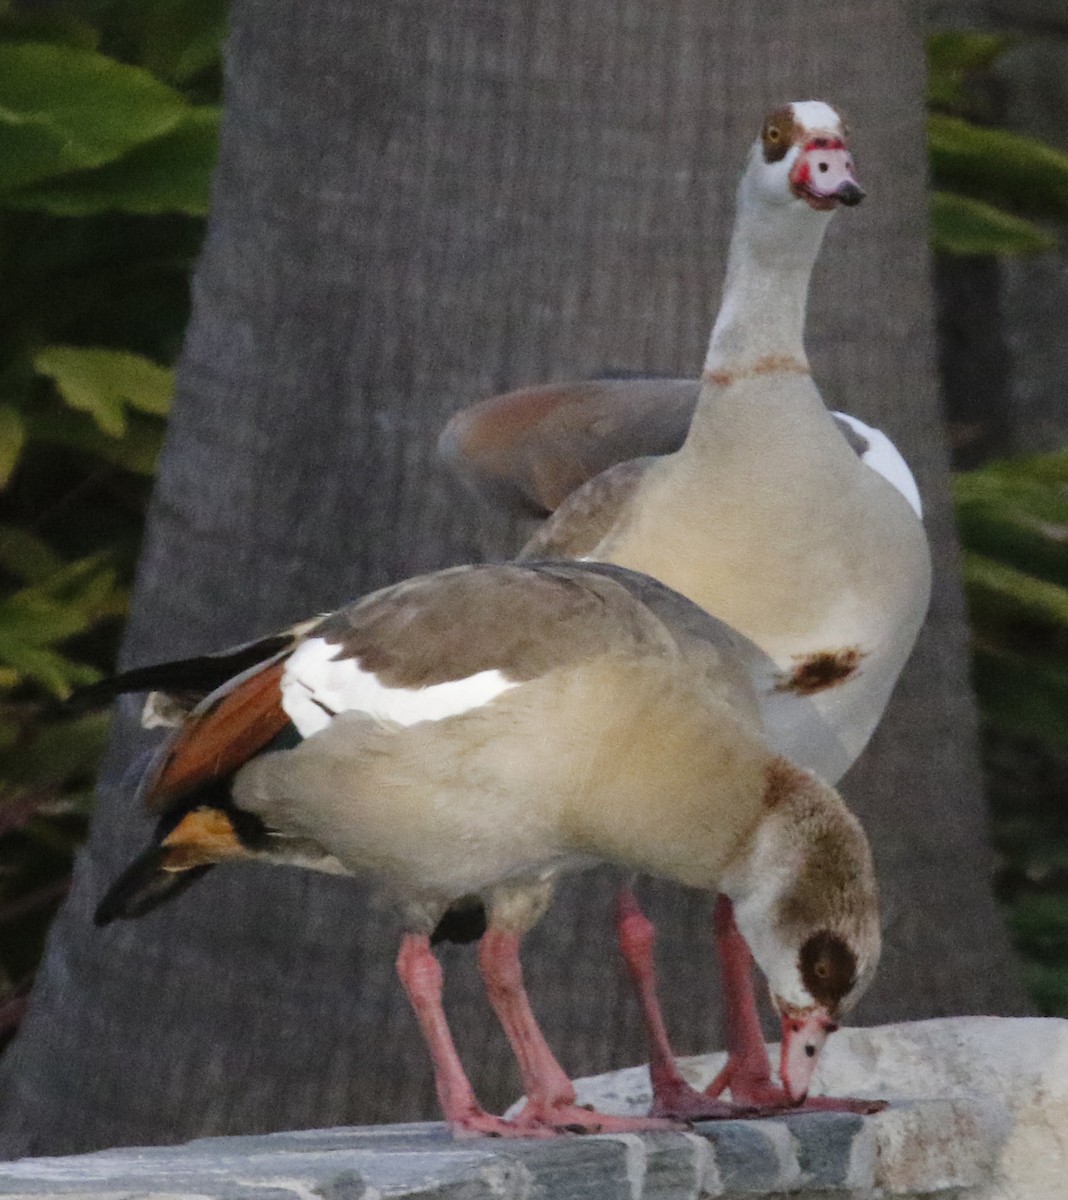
723 761 880 1103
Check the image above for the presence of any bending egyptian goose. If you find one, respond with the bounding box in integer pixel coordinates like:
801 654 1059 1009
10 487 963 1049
92 560 880 1137
439 102 930 1116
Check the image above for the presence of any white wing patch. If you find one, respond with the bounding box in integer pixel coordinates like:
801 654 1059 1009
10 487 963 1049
281 636 520 737
833 412 923 520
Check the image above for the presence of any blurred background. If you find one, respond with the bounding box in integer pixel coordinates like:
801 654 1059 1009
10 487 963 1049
0 0 1065 1055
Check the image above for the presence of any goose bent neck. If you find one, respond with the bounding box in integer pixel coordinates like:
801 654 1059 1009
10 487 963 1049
703 185 833 375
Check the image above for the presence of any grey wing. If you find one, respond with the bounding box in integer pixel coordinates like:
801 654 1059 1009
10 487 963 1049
438 375 881 525
439 378 698 516
309 561 681 692
546 561 770 720
517 458 652 560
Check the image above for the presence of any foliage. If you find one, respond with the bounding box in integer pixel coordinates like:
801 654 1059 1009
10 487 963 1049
927 31 1068 255
929 30 1068 1010
0 0 224 1042
955 450 1068 1015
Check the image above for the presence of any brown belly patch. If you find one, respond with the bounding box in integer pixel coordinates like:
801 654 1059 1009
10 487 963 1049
775 646 867 695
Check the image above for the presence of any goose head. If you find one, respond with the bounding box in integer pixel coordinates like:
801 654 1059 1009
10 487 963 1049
724 761 880 1103
743 100 865 215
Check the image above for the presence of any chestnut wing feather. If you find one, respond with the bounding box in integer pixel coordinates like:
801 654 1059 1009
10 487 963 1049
143 660 291 813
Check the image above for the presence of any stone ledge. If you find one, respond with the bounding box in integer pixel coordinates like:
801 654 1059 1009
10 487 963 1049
0 1018 1063 1199
570 1016 1068 1200
0 1101 1002 1200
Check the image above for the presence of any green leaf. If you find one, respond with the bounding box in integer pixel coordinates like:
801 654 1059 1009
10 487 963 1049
0 596 92 647
0 528 62 586
141 0 229 83
0 406 26 487
971 646 1068 748
0 42 188 194
955 451 1068 589
929 113 1068 223
931 191 1056 256
23 407 164 476
1022 962 1068 1017
967 447 1068 490
927 31 1009 112
33 346 173 436
0 635 98 697
0 554 125 695
0 11 100 52
963 553 1068 629
0 711 110 792
6 107 220 217
1007 893 1068 954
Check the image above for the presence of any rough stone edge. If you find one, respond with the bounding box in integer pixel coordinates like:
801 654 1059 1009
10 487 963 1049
0 1098 1008 1200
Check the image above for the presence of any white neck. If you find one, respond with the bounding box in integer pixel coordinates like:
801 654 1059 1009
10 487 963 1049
703 155 834 374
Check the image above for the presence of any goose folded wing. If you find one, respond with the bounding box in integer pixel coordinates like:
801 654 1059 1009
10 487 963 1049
112 562 698 817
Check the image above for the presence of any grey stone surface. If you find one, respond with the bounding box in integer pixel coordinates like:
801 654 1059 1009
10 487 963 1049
0 1105 1001 1199
571 1018 1067 1200
786 1113 864 1190
699 1121 788 1195
2 1018 1063 1198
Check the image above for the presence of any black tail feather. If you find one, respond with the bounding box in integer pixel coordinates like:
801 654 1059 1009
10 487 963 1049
94 848 213 926
70 631 298 712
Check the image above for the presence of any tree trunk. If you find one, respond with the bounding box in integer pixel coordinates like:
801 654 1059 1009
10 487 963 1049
0 0 1031 1157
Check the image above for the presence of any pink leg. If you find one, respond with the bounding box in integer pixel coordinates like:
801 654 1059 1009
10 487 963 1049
703 895 781 1104
395 933 527 1138
705 899 884 1115
478 926 681 1134
615 888 741 1120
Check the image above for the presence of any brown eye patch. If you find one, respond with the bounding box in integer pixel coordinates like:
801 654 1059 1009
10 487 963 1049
799 930 857 1010
761 106 795 163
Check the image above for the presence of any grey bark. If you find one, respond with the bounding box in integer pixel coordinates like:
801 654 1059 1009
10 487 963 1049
0 0 1031 1158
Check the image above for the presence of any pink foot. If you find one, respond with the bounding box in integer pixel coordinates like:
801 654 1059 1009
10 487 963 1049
514 1102 684 1135
711 1069 885 1116
649 1077 780 1122
450 1108 556 1140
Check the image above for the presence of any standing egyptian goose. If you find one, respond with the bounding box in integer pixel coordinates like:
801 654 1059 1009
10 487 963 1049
441 101 929 777
92 560 880 1137
439 102 930 1116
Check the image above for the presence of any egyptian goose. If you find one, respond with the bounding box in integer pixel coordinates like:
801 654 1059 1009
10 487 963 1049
92 560 880 1137
439 102 929 1116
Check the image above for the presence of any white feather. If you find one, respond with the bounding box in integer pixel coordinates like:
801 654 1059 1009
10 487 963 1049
790 101 843 134
281 636 519 737
833 411 923 519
